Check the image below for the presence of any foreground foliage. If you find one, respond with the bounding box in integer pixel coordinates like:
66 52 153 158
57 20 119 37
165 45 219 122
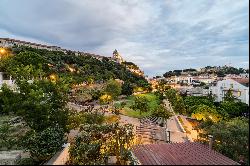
69 123 135 165
197 118 249 165
22 125 66 163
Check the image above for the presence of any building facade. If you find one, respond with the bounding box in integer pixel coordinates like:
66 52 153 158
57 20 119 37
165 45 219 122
0 72 17 91
210 79 249 105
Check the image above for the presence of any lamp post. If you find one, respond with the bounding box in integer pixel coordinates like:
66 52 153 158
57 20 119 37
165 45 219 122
0 48 6 59
0 48 6 54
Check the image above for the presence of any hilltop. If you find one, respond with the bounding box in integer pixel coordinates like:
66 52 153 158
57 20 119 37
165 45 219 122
163 66 249 78
0 45 149 90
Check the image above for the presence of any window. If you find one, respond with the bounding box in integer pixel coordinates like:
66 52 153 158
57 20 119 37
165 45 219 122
230 84 234 88
238 91 241 97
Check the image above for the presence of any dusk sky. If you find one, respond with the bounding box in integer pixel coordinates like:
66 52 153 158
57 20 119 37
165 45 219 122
0 0 249 76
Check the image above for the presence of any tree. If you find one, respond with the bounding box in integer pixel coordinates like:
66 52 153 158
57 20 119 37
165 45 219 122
121 82 133 96
184 96 214 116
157 80 170 92
164 89 178 104
22 125 66 163
223 89 239 102
15 79 69 132
68 123 135 165
131 96 149 114
191 104 221 122
7 46 149 89
217 71 225 77
219 101 249 118
174 96 186 115
197 118 249 165
0 84 22 115
104 79 122 100
152 105 173 127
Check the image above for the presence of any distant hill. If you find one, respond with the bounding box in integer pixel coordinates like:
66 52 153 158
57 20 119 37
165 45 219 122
163 66 248 78
0 46 149 88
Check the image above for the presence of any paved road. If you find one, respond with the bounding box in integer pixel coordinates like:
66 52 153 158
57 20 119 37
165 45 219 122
163 99 188 143
166 116 187 143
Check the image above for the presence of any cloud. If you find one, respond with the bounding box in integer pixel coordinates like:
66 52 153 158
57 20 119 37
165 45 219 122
0 0 249 76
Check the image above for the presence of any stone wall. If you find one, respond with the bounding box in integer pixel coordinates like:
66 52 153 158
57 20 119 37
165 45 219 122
45 143 70 165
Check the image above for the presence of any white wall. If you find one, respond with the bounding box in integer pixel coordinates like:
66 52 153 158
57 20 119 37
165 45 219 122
0 72 16 90
210 79 249 105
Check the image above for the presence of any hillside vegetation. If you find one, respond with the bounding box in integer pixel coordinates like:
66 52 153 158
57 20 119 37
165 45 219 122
0 46 149 88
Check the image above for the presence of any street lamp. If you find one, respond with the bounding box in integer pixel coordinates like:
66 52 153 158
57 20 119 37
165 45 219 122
49 74 57 82
0 48 6 54
0 48 6 59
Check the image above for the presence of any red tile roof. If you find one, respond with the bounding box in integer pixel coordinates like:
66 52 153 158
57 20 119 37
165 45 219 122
132 142 239 165
232 78 249 87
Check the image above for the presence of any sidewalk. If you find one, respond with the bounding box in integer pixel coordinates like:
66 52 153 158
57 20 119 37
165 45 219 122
163 99 187 143
179 115 198 141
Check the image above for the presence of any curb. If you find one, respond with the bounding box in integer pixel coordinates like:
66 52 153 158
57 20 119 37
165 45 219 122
174 115 186 133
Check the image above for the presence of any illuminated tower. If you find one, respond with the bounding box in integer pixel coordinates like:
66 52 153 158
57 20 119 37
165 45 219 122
113 49 124 64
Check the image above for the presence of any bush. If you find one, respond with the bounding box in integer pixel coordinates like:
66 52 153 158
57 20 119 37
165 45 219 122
0 84 22 115
69 123 134 165
0 123 17 150
131 96 149 113
22 125 65 163
152 105 172 121
66 110 86 130
104 79 122 100
99 94 112 104
197 118 249 164
82 111 105 125
17 158 36 165
121 102 126 107
121 82 133 96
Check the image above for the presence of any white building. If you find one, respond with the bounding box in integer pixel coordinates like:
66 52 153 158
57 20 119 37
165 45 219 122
210 79 249 105
166 75 193 85
186 87 210 96
192 76 216 84
0 72 17 91
0 38 62 52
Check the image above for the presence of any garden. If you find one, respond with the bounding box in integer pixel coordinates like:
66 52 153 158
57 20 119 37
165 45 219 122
114 93 161 118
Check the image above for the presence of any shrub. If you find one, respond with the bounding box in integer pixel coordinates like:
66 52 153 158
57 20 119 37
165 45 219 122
69 123 134 165
22 125 65 163
99 94 112 104
82 111 105 125
131 96 149 113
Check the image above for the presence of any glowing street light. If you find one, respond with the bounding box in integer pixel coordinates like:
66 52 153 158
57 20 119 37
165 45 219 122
49 74 57 82
0 48 6 59
0 48 6 54
68 67 75 72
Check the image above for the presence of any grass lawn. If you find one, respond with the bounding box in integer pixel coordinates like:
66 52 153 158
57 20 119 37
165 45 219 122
120 93 161 119
121 107 152 119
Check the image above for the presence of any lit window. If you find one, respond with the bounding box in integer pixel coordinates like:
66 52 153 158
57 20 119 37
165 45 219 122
238 91 241 97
